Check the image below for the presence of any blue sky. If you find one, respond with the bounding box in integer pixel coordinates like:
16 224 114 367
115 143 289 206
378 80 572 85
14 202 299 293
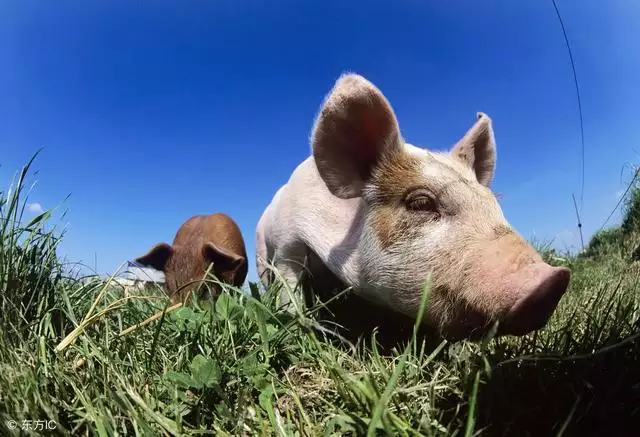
1 1 639 282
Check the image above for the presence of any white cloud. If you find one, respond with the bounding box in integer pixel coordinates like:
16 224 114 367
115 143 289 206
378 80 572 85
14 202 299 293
26 202 44 214
555 229 574 241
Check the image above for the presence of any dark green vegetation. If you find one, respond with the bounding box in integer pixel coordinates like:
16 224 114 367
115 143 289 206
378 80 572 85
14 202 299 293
1 155 639 436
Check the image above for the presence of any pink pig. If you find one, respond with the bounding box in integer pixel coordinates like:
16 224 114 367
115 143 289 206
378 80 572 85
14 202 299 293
256 73 570 341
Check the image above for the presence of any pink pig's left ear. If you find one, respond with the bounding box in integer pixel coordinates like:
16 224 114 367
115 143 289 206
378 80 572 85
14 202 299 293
311 73 403 199
450 112 496 187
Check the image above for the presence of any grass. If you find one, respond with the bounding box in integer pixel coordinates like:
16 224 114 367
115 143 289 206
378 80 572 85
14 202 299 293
1 153 639 436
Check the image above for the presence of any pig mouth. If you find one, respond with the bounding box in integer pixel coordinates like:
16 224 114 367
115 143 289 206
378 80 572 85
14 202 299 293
437 303 497 342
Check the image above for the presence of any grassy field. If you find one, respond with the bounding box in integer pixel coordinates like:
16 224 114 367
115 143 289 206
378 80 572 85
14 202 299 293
1 154 639 436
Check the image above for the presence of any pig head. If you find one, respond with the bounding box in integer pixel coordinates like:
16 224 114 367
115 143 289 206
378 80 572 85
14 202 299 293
136 213 248 304
256 73 571 341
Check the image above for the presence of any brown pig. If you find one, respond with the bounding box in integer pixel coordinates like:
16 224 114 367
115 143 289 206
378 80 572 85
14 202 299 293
256 73 571 342
135 213 248 304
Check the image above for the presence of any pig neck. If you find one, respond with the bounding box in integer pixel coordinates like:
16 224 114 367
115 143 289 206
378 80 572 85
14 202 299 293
297 157 365 289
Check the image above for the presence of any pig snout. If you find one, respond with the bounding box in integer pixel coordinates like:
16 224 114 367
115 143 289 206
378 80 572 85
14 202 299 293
499 264 571 335
461 232 572 338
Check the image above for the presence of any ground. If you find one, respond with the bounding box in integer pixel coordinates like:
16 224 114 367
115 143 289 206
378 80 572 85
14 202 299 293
1 155 639 436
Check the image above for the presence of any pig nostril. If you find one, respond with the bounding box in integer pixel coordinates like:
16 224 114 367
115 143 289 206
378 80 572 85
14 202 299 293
528 267 571 308
547 267 571 299
501 266 571 336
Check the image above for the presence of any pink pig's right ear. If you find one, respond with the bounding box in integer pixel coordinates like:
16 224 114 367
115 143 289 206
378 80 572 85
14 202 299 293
134 243 173 272
311 73 403 199
450 112 497 187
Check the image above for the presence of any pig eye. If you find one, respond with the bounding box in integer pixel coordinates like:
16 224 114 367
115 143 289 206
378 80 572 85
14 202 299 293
405 191 438 214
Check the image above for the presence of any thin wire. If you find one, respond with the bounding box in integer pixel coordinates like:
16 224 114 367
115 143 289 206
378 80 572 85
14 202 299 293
551 0 586 212
571 193 584 251
598 167 640 232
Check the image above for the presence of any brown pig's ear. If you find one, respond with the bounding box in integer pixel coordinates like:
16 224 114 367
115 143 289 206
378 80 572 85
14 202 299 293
311 73 403 199
202 242 245 272
450 112 497 187
134 243 173 271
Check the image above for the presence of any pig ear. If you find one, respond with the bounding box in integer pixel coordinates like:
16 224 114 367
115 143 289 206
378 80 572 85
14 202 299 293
202 242 245 272
134 243 173 271
311 73 403 199
450 112 497 187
